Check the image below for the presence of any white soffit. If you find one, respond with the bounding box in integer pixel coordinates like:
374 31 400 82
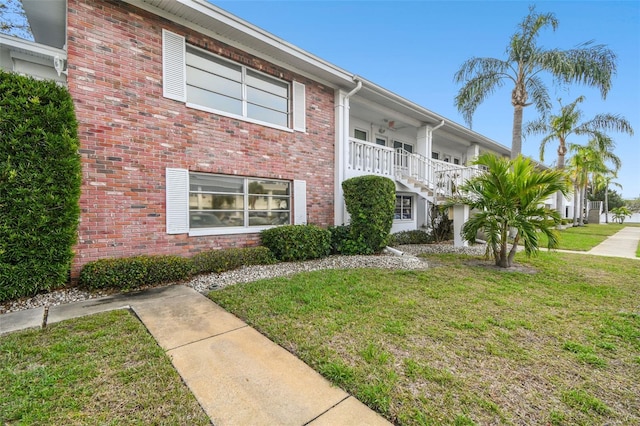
21 0 66 49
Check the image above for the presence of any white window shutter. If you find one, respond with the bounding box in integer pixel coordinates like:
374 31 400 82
292 81 306 132
162 29 186 102
166 168 189 234
293 180 307 225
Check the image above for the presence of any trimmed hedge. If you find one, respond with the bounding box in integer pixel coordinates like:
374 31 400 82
192 246 276 274
342 175 396 254
79 247 277 291
0 71 81 301
79 255 193 291
261 224 331 261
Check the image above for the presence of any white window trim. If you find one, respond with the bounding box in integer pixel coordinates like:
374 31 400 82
394 194 414 222
167 168 306 236
163 29 303 132
354 128 369 141
185 102 293 133
394 140 413 152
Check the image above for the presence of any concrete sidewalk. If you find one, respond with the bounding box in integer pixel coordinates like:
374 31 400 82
586 226 640 259
0 285 391 426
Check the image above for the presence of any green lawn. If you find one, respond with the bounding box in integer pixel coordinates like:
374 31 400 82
0 310 210 425
542 223 638 251
209 252 640 425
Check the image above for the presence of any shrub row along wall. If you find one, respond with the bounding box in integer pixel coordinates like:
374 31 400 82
0 71 82 301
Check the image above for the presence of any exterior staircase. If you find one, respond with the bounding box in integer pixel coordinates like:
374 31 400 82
346 138 481 205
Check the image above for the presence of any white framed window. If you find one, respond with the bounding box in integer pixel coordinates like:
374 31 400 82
375 136 387 146
354 128 368 141
395 195 413 220
162 29 305 132
443 154 451 163
431 151 440 160
189 173 291 228
394 140 413 153
453 157 461 165
166 168 306 235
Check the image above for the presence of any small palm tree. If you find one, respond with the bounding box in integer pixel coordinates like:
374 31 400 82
611 206 631 224
448 153 569 268
454 6 616 159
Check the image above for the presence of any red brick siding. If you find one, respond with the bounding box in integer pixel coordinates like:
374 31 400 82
67 0 335 278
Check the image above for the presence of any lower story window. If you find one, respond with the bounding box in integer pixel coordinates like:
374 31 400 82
395 195 412 220
189 173 291 228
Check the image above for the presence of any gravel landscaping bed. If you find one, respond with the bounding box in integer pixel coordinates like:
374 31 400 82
0 243 486 314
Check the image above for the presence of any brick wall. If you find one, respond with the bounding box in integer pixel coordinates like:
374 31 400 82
67 0 335 278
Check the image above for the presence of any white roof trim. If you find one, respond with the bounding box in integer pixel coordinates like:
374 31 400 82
0 33 67 60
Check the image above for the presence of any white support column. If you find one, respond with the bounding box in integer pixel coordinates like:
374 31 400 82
466 143 480 166
453 204 469 247
417 125 430 158
334 90 348 225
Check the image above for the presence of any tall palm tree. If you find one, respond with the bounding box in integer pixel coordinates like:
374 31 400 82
448 153 568 268
454 6 617 159
524 97 632 215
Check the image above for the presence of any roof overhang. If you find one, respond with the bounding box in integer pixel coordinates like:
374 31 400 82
0 32 66 61
124 0 355 87
21 0 67 50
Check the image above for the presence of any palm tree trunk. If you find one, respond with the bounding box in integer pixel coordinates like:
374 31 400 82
555 145 567 217
573 182 580 226
604 184 609 223
579 185 587 226
511 105 523 160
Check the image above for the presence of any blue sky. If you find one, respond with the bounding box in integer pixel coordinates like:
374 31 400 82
215 0 640 199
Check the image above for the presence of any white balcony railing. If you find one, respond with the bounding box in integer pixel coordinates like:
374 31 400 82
346 138 481 199
348 138 395 177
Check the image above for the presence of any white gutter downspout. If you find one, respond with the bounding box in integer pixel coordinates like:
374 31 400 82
432 119 445 132
337 78 362 225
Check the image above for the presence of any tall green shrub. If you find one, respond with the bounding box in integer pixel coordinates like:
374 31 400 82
0 71 81 301
342 175 396 254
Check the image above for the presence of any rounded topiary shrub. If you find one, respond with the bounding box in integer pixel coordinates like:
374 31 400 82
342 175 396 254
0 71 81 301
261 224 331 261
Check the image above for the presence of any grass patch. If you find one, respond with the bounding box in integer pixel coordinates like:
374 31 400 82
0 310 209 425
541 223 633 251
209 251 640 425
636 239 640 258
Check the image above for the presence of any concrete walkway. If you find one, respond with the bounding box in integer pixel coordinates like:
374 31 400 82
586 226 640 259
0 285 391 425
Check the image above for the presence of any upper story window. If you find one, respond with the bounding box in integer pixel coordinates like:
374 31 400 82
186 47 289 128
162 29 306 132
354 129 368 141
